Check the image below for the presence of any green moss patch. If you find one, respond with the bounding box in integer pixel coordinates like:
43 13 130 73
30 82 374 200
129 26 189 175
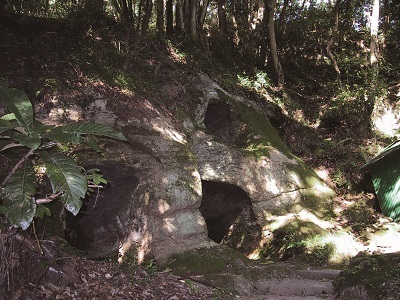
334 253 400 300
266 220 330 261
216 89 293 159
164 246 249 276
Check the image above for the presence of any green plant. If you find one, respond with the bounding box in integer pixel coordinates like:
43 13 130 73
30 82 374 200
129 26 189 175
184 279 198 295
0 83 126 230
237 70 272 93
307 243 335 265
142 259 158 277
120 248 139 274
212 287 237 300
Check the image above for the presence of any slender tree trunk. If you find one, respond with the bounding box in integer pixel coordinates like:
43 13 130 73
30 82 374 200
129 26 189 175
279 0 289 33
189 0 199 40
137 0 143 30
217 0 227 36
266 0 284 87
199 0 209 30
120 0 129 22
368 0 380 116
141 0 153 35
326 0 341 88
112 0 122 18
166 0 173 36
127 0 133 21
156 0 164 35
259 1 269 65
381 0 389 51
175 0 184 33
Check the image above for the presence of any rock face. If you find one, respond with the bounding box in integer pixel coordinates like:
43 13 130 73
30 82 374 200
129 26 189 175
64 73 335 264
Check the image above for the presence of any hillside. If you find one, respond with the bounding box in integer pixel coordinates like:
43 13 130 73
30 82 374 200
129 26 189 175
1 13 400 300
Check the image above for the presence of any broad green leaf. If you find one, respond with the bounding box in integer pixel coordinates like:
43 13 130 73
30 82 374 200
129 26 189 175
3 160 37 230
44 127 83 144
0 206 7 214
0 83 34 133
7 131 41 150
0 113 16 121
0 119 15 134
39 150 87 215
93 176 107 185
35 205 52 218
83 135 101 152
32 120 53 135
54 122 127 141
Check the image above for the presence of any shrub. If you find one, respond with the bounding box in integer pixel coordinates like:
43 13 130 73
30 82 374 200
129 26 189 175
0 83 126 230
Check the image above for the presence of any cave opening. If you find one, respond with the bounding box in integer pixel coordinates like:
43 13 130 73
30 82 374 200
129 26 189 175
199 180 258 245
203 99 242 145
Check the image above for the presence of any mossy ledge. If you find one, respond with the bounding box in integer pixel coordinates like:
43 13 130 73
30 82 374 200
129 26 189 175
163 246 249 277
334 252 400 300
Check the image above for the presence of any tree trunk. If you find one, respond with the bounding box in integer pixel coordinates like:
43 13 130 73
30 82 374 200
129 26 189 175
266 0 284 87
368 0 380 116
189 0 199 40
259 1 269 65
279 0 289 33
120 0 129 22
166 0 173 36
84 0 105 17
156 0 164 35
137 0 143 30
127 0 133 22
326 0 341 88
111 0 122 18
217 0 227 36
381 0 389 51
199 0 209 30
141 0 153 35
176 0 185 33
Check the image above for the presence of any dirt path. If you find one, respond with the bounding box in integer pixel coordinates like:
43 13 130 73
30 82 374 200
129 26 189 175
187 260 341 299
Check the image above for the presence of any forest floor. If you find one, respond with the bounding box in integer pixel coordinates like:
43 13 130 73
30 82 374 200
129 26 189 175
3 236 341 300
1 18 399 300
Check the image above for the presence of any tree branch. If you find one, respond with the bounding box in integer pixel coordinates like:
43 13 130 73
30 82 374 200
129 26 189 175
35 192 63 204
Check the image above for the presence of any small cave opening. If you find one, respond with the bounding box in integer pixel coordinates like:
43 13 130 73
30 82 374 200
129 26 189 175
203 100 242 145
65 164 139 253
199 181 262 254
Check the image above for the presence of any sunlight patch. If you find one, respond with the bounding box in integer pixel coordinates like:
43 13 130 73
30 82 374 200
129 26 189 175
151 120 187 144
321 232 363 263
163 218 177 233
158 199 171 214
367 222 400 253
265 177 280 195
191 171 203 196
297 209 334 229
373 106 400 137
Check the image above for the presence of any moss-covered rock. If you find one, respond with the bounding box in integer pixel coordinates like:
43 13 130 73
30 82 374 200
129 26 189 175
334 252 400 300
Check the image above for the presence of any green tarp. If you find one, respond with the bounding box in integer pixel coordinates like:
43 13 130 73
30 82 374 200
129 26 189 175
361 140 400 221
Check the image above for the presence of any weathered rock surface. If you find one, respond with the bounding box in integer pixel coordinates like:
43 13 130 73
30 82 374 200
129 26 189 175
63 72 335 265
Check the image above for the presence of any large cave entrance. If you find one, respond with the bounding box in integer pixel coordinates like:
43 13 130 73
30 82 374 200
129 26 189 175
199 180 262 254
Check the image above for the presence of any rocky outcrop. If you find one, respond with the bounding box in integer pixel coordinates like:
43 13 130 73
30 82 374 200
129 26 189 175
63 72 335 264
